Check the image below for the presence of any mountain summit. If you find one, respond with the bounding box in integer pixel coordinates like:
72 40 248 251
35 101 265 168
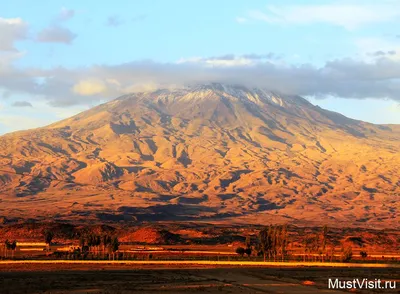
0 84 399 227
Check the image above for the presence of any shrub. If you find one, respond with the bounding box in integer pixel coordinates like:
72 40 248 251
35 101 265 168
360 251 368 259
236 247 245 256
244 247 252 257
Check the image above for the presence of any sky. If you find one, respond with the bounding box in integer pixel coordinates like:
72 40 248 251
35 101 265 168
1 0 400 134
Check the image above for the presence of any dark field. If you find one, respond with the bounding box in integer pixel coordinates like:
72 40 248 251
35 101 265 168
0 264 398 294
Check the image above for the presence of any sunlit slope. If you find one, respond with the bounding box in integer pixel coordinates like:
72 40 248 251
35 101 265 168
0 84 399 227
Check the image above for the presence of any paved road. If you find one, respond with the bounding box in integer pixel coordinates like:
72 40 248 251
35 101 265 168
1 259 399 268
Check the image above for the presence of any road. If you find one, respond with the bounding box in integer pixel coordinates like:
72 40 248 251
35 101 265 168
1 259 399 268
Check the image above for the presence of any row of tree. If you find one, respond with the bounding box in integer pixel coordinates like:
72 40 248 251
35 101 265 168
78 234 120 259
257 225 289 261
43 230 120 254
236 225 357 263
44 229 120 259
302 225 329 262
236 225 289 261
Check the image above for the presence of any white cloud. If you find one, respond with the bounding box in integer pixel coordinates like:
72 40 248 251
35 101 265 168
72 79 108 96
0 51 26 68
33 8 77 45
1 52 400 132
122 83 160 93
2 53 400 107
177 53 278 67
178 56 254 67
0 17 28 51
36 25 76 44
248 2 400 30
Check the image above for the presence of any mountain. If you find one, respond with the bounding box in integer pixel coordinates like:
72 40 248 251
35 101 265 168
0 83 399 228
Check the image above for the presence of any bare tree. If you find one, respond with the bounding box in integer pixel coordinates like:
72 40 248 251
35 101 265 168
4 240 17 259
4 240 10 258
258 227 272 262
258 225 289 262
321 225 328 261
10 240 16 259
111 237 119 260
341 246 353 262
102 235 112 259
44 230 54 255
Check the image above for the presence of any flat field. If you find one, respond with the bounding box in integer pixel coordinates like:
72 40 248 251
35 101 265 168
0 263 398 294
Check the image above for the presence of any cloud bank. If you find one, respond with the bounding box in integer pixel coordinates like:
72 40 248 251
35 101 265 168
1 53 400 107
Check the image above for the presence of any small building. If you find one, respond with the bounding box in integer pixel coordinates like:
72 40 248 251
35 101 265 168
15 242 47 251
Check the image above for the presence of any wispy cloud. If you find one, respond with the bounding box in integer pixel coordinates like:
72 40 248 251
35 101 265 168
248 2 400 30
235 17 247 24
177 53 279 67
355 37 400 61
369 50 396 57
106 15 124 27
106 14 146 26
58 7 75 22
132 14 146 22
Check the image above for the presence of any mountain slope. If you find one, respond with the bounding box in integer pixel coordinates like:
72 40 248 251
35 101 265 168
0 84 399 228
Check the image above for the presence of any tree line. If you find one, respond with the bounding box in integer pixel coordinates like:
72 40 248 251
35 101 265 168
236 225 289 261
236 225 357 262
78 233 120 260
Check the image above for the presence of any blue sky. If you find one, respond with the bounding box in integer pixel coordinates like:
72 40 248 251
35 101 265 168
1 0 400 134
